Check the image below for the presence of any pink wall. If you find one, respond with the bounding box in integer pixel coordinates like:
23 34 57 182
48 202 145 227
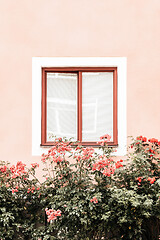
0 0 160 166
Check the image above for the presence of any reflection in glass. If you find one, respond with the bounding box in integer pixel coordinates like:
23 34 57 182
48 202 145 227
82 72 113 141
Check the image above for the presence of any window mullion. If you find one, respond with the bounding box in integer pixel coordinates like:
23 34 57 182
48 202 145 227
78 71 82 142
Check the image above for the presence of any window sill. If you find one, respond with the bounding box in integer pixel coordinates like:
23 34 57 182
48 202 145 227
40 142 118 148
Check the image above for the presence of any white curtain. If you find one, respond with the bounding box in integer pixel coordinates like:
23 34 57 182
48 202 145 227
47 72 77 141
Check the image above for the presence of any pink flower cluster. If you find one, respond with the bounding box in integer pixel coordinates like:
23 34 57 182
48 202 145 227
41 140 72 163
73 147 94 162
12 186 19 193
0 165 7 173
137 176 156 185
136 136 147 142
92 156 112 171
10 161 27 179
133 136 160 158
137 177 142 183
56 140 72 154
115 160 123 169
136 136 160 145
75 155 82 162
27 186 40 193
148 138 160 144
148 177 156 184
90 197 98 204
31 163 39 168
45 208 61 222
82 147 94 160
97 134 112 146
102 166 115 177
27 186 35 193
92 157 123 177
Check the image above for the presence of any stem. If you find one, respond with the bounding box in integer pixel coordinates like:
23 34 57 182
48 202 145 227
26 168 41 185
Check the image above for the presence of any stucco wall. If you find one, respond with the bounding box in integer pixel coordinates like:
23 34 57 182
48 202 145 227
0 0 160 165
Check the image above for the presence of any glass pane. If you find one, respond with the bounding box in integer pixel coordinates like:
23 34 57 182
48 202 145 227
82 72 113 141
47 72 77 141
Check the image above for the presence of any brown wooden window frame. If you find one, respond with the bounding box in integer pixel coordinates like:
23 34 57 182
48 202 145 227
41 67 118 147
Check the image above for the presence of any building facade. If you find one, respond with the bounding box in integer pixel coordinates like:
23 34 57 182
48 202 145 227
0 0 160 169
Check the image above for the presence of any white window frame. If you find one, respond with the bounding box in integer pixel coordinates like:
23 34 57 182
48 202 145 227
32 57 127 156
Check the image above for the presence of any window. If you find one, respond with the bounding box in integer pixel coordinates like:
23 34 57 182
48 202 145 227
32 57 127 156
41 67 117 146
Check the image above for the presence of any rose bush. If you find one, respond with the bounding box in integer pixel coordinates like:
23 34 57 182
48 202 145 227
0 135 159 239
